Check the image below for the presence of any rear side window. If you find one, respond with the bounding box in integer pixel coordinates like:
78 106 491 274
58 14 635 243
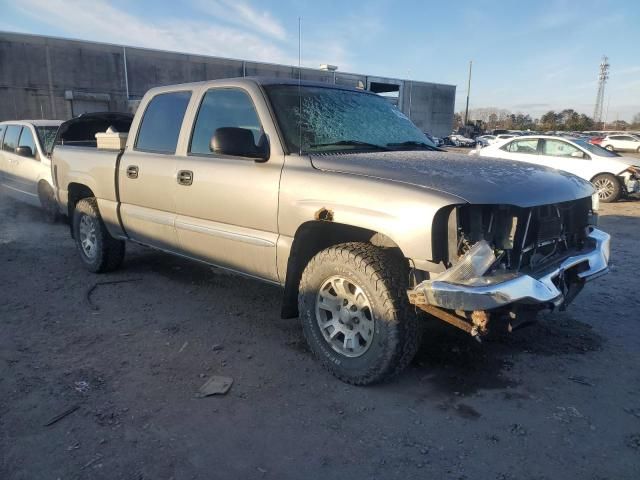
190 88 263 155
0 125 5 145
135 91 191 154
2 125 22 153
18 128 37 158
503 139 538 153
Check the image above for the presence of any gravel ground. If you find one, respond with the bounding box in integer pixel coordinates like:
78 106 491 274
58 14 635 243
1 188 639 480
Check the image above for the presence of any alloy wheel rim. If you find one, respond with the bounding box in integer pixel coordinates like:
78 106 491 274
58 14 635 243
315 276 375 358
594 178 614 200
79 214 98 259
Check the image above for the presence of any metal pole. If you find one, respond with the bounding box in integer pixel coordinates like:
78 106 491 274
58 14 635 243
123 47 130 101
464 60 472 126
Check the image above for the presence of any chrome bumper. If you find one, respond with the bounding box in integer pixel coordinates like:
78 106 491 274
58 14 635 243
408 229 610 311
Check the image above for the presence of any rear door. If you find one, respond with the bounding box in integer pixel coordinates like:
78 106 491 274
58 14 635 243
118 90 192 250
617 135 640 151
172 86 282 282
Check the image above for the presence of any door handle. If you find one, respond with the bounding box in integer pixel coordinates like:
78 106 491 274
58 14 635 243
177 170 193 186
127 165 139 179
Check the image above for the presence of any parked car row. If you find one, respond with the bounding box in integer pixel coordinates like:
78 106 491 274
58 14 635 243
0 79 612 385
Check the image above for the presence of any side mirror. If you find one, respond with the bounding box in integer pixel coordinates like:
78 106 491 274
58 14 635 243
15 146 34 158
210 127 269 161
570 151 585 159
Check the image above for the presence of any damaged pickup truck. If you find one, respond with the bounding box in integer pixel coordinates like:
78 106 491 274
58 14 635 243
51 78 610 385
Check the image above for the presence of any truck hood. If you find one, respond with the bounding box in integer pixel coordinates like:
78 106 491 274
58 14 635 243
310 150 595 207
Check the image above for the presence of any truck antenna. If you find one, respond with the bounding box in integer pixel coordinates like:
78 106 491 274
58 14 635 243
298 16 302 155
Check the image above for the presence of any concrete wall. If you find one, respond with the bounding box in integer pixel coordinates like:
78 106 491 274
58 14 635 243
0 31 455 137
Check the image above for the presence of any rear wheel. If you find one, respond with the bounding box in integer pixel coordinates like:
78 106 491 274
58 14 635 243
592 173 622 203
72 197 125 272
298 242 420 385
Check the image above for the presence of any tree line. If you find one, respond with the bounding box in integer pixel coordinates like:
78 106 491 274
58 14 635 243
453 108 640 132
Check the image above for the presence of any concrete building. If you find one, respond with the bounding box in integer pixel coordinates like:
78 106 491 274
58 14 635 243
0 31 456 137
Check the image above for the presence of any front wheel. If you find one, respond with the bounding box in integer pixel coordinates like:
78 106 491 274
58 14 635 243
72 197 125 272
298 243 420 385
604 145 615 152
592 173 622 203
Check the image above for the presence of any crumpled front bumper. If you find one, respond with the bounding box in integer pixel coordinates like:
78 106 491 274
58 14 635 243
408 228 610 311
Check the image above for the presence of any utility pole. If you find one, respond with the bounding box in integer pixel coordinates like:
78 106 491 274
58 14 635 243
463 60 473 126
593 56 609 126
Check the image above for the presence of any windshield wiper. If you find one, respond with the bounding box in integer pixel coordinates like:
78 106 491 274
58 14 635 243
309 140 389 151
386 141 442 151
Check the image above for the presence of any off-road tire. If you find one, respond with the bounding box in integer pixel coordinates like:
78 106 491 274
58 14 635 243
298 242 420 385
592 173 622 203
38 181 61 223
72 197 125 273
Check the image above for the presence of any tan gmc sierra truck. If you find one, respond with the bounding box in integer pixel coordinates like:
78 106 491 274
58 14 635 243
51 77 610 384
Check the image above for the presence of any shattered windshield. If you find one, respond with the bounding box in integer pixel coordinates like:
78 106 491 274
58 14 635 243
264 85 435 154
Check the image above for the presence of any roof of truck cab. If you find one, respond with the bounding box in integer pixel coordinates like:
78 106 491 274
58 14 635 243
144 77 373 95
0 119 63 127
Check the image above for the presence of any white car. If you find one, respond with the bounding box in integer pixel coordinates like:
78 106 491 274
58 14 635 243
601 134 640 153
470 135 640 202
0 120 63 219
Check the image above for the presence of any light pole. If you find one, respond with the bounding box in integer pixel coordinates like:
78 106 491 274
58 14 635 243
463 60 473 126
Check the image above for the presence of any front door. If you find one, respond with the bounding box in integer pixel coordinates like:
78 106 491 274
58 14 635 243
1 125 23 193
11 126 42 197
118 90 192 251
172 87 281 282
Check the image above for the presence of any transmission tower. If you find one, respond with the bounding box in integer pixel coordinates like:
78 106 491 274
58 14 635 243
593 56 609 126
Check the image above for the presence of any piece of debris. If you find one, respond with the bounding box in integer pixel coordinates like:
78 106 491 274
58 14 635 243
74 381 90 393
178 341 189 353
81 453 103 470
624 408 640 419
196 375 233 398
257 467 267 474
509 423 527 436
44 405 80 427
568 375 594 386
212 344 224 351
626 434 640 450
86 278 143 311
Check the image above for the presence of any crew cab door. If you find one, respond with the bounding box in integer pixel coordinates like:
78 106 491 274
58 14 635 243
172 86 283 283
118 91 192 250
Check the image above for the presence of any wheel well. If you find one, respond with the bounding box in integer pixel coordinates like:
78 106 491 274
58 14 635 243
589 172 620 183
67 183 95 237
280 221 403 319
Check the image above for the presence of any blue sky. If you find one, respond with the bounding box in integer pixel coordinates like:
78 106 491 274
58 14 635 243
2 0 639 120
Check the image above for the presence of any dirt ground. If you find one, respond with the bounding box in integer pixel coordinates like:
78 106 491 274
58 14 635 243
1 188 639 480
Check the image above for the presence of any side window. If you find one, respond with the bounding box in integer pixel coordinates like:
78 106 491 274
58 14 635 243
18 127 37 158
2 125 22 153
190 88 263 155
0 125 5 146
135 91 192 154
503 139 538 153
543 140 581 157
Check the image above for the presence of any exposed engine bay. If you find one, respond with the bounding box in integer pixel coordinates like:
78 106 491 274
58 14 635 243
408 196 607 340
454 196 593 274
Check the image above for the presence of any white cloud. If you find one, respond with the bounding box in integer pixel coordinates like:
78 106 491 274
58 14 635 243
14 0 295 64
193 0 287 40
